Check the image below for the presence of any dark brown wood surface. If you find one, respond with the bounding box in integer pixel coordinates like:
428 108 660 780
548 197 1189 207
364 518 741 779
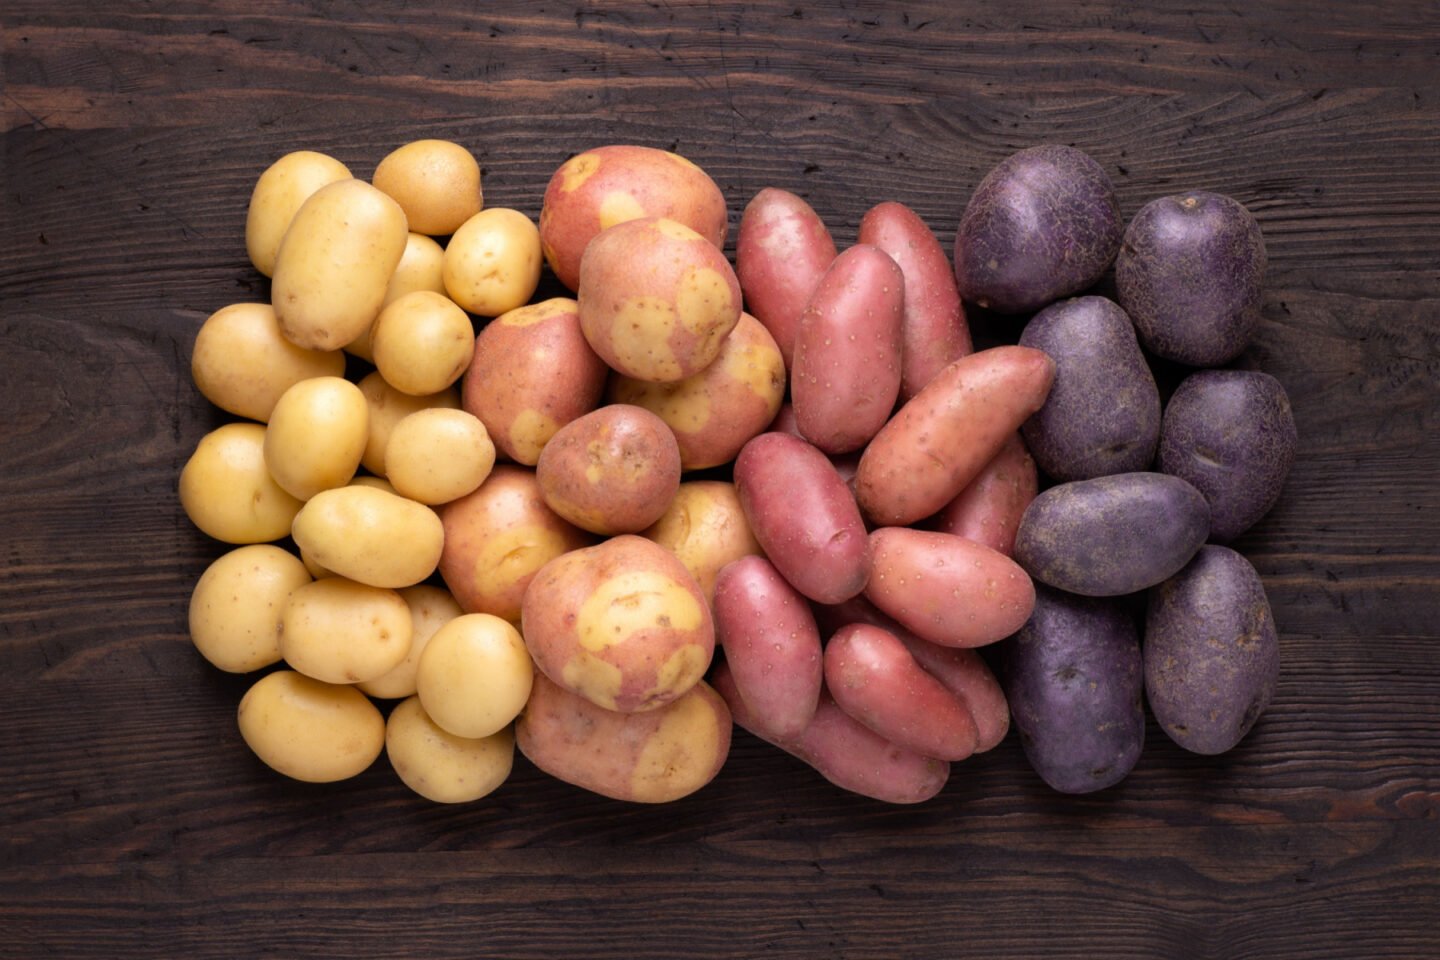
3 2 1438 957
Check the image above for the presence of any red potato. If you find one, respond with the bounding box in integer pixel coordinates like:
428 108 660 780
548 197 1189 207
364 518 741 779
735 188 837 369
858 201 972 400
856 346 1055 527
712 661 949 804
866 527 1035 648
733 432 870 604
931 432 1038 558
712 555 823 740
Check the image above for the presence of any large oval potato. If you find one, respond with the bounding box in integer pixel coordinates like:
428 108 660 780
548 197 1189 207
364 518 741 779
263 376 369 501
189 544 311 673
371 138 483 237
179 423 303 543
291 485 444 589
244 150 352 277
279 577 413 684
386 696 514 804
735 187 836 368
443 207 542 317
640 481 763 607
930 432 1037 558
535 405 681 535
237 671 384 783
191 303 345 423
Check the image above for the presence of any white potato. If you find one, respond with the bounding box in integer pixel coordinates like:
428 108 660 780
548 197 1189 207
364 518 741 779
189 545 311 673
290 485 445 589
416 613 533 739
385 408 496 505
371 291 475 397
263 376 369 501
179 423 302 543
385 695 514 803
443 208 542 317
372 139 483 237
359 585 464 700
279 577 412 684
245 150 352 277
238 670 384 783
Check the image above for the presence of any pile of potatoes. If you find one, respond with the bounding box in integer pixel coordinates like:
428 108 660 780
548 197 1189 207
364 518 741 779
181 137 1292 807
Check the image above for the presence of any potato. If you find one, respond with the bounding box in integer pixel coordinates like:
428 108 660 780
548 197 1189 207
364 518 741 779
609 311 785 470
1018 296 1161 481
1145 545 1279 755
272 178 409 350
1004 584 1145 794
733 432 870 604
383 408 496 505
386 696 514 803
931 432 1037 558
191 303 345 423
535 405 681 535
792 245 904 454
279 577 412 684
1158 370 1297 542
856 346 1055 527
179 423 303 543
263 376 368 500
438 466 594 623
463 297 608 465
358 585 464 699
517 671 731 803
1014 472 1210 597
578 216 741 382
712 661 948 804
371 139 482 237
357 371 460 477
735 187 836 368
416 613 532 739
189 545 311 673
641 481 762 607
865 527 1034 648
244 150 352 277
521 535 714 713
1117 192 1266 366
347 233 449 362
539 144 728 292
858 200 971 399
766 402 802 438
953 145 1122 313
290 485 444 589
370 290 475 397
349 474 398 495
443 207 541 317
237 670 384 783
713 555 822 740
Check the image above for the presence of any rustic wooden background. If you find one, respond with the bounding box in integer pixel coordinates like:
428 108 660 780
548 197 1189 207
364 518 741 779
3 2 1438 957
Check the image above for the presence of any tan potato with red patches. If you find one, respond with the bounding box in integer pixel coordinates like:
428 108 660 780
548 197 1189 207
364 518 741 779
536 405 681 536
521 535 714 714
539 145 728 292
462 298 608 465
578 217 741 383
641 481 763 608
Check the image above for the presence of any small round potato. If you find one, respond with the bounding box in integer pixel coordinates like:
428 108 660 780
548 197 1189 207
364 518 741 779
372 139 483 237
348 233 448 362
189 544 311 673
358 585 464 700
641 481 763 607
179 423 303 543
371 291 475 397
191 303 345 423
279 577 413 684
357 371 460 477
385 408 496 505
263 376 369 501
443 207 541 317
245 150 352 278
291 485 445 589
416 613 533 739
386 695 514 803
238 670 385 783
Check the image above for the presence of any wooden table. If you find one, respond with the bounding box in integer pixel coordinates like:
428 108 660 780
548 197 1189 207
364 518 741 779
4 3 1437 957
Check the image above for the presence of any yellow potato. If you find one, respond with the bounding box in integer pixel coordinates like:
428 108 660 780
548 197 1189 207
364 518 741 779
371 291 475 397
244 150 352 277
300 546 332 580
179 423 303 543
191 303 345 423
357 371 460 477
189 544 311 673
347 233 449 362
384 408 496 505
443 208 541 317
372 139 483 237
359 585 464 699
349 475 398 494
385 695 514 803
279 577 412 684
291 485 445 589
641 481 763 607
273 179 409 350
416 613 533 739
295 474 402 580
263 376 369 501
238 670 384 783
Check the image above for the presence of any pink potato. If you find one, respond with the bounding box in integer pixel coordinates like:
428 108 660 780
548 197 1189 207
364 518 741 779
791 244 905 454
866 527 1035 648
855 346 1055 527
858 200 973 400
712 555 823 740
733 432 870 604
930 432 1038 558
735 188 837 369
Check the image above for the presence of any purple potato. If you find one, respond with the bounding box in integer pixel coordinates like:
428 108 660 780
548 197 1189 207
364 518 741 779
1159 370 1297 542
1116 191 1266 366
953 145 1122 314
1145 545 1279 755
1019 296 1161 481
1015 472 1209 597
1003 584 1144 794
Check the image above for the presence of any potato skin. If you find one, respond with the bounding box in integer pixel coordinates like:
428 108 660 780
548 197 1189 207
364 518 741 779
517 671 731 803
371 139 482 237
735 188 836 369
1158 370 1297 542
244 150 352 278
733 433 870 604
191 303 345 423
291 486 445 589
1014 472 1210 597
1003 584 1145 794
1018 296 1161 481
237 671 384 783
179 423 303 544
792 244 905 454
931 432 1037 558
1145 546 1279 755
641 481 763 607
